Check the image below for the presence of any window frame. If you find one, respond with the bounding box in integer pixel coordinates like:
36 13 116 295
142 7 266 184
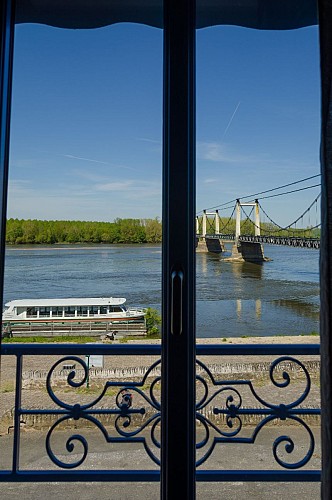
0 0 331 498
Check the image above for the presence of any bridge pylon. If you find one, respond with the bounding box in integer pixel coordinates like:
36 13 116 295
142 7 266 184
196 210 225 253
199 209 221 237
231 199 266 262
235 199 260 242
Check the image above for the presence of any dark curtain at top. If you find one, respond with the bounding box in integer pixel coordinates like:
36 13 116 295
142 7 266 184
319 0 332 498
15 0 317 30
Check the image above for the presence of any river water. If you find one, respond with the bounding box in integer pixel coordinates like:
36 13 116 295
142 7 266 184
3 243 319 338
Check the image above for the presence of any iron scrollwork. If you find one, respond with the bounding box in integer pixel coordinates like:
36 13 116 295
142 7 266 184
18 353 318 470
43 356 161 468
196 356 318 468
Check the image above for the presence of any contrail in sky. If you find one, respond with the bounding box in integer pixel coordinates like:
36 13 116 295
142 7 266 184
222 101 241 139
63 154 109 165
137 137 161 144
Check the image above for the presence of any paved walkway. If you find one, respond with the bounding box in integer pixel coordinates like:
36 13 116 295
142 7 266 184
0 427 321 499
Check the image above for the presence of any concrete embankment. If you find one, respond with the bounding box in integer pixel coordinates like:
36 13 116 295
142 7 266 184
0 335 320 434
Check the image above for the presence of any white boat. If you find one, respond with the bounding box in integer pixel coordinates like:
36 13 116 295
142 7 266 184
2 297 146 328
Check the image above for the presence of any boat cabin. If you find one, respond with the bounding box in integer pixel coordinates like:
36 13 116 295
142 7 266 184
2 298 142 321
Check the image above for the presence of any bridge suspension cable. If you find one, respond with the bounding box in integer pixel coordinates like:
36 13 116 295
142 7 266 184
218 205 236 232
197 173 321 214
253 183 321 201
240 206 254 226
236 194 321 237
258 193 321 233
239 205 258 232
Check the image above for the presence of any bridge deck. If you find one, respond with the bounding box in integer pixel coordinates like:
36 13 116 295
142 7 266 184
197 234 320 249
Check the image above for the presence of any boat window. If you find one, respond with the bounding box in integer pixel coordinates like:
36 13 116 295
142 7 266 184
51 307 63 317
100 306 107 314
39 307 51 317
110 306 123 313
89 306 99 316
40 307 51 317
26 307 37 317
76 306 88 316
64 307 76 317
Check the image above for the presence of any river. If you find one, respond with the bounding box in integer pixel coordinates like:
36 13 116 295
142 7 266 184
3 243 319 338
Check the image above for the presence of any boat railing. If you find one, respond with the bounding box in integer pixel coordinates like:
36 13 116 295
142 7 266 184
127 308 146 314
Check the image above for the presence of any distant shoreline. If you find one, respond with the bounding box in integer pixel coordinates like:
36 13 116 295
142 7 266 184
5 243 162 251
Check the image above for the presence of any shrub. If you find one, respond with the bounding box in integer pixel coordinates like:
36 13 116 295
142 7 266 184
145 307 161 336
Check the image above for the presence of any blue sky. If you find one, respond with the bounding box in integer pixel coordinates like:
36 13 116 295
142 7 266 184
8 22 320 227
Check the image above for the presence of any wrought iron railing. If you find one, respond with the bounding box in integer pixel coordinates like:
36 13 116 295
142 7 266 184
0 343 320 482
199 233 320 249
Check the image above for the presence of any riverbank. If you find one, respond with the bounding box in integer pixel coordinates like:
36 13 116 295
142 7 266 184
0 334 320 381
0 335 320 434
131 334 320 345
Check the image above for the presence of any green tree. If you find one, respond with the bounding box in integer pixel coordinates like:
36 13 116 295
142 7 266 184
6 219 23 244
145 307 161 336
144 218 162 243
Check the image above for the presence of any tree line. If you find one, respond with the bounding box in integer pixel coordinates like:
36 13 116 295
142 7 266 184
6 218 162 244
5 216 320 245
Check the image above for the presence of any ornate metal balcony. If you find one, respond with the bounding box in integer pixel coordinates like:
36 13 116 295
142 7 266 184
0 343 320 482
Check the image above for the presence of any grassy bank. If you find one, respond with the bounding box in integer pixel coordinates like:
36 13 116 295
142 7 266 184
3 335 99 343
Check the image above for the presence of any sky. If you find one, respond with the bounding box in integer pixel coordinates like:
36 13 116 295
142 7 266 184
8 21 321 227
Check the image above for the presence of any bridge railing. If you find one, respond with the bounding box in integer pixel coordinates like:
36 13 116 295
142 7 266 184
0 343 320 482
198 233 320 249
238 235 320 249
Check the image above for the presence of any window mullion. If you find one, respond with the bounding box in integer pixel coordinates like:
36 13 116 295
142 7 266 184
161 0 196 498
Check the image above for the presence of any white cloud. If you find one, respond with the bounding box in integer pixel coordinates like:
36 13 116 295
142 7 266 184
197 141 255 164
8 179 32 192
7 175 162 220
95 181 134 191
94 179 161 197
204 178 218 184
197 141 319 175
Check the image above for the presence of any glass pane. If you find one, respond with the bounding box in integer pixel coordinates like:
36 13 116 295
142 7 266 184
195 21 321 487
1 15 163 484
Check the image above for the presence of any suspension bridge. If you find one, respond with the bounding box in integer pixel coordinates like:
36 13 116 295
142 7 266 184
196 178 321 261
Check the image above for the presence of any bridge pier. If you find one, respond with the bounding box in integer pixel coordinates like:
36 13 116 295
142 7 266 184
231 242 242 260
196 237 225 253
239 241 267 262
230 240 267 263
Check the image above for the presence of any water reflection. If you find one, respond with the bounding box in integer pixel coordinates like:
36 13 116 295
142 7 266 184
272 298 319 320
230 261 263 280
195 247 319 337
197 253 264 279
255 299 262 319
235 299 262 320
236 299 242 318
200 253 208 274
199 252 222 276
